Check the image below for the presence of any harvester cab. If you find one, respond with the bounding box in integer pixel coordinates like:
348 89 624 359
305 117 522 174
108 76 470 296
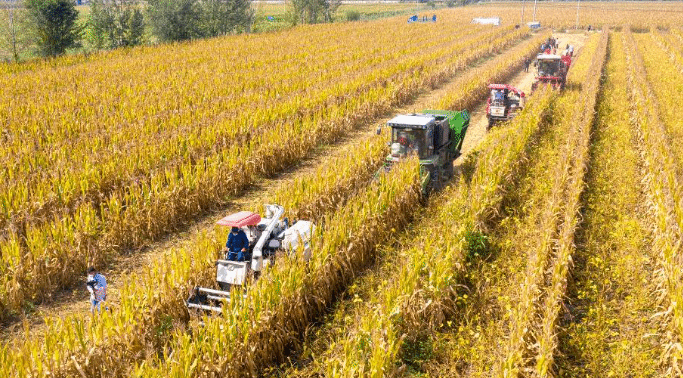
185 204 314 313
486 84 525 129
380 110 469 193
532 54 570 92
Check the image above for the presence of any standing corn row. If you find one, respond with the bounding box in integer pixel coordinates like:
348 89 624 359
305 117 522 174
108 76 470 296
495 32 603 377
0 131 395 378
532 30 608 377
622 29 683 375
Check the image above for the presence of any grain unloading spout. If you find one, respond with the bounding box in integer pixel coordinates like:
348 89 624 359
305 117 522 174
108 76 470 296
252 204 284 271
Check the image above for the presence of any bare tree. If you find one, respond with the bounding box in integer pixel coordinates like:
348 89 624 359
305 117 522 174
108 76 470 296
1 0 29 62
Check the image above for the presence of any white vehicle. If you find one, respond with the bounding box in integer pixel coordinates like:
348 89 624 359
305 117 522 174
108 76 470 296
186 204 314 313
472 17 501 26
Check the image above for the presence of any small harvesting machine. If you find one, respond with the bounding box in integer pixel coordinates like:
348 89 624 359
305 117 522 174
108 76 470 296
486 84 525 129
186 204 314 313
531 53 572 92
379 109 469 193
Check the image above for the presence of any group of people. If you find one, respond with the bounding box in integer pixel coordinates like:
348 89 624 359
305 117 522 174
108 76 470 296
540 37 560 54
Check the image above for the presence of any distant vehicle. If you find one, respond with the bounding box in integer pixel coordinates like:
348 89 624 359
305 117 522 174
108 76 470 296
472 17 501 26
408 14 437 23
527 21 541 29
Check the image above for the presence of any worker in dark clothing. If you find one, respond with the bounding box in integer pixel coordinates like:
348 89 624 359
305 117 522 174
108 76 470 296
226 226 249 261
524 57 531 72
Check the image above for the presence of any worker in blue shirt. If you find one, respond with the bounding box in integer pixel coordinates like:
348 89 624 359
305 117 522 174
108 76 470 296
226 226 249 261
86 266 108 314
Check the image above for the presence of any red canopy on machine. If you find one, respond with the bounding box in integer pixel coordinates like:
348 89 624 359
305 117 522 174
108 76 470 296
488 83 525 97
216 211 261 227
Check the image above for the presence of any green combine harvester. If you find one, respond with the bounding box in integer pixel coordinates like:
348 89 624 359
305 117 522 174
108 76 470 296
380 109 469 193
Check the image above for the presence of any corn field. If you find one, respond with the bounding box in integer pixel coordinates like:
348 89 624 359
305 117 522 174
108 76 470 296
2 4 683 378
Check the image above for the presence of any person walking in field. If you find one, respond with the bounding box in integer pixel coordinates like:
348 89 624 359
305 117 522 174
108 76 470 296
524 57 531 72
86 267 108 314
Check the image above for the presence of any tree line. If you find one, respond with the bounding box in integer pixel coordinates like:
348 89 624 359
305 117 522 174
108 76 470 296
0 0 342 62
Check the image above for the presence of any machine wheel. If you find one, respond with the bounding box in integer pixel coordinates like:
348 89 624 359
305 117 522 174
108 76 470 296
430 167 443 192
444 160 454 180
487 118 494 130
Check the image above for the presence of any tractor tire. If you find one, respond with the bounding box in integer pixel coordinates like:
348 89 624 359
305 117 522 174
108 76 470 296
444 161 454 180
431 167 444 192
487 118 494 130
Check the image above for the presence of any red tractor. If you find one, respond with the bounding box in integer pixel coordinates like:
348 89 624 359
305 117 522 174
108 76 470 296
486 84 526 129
531 53 572 92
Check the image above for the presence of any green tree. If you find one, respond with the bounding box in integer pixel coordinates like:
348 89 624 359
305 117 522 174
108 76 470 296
289 0 340 25
88 0 145 49
146 0 200 42
25 0 81 57
199 0 254 37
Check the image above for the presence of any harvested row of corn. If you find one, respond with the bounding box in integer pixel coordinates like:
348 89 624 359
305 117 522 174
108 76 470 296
554 32 661 377
274 31 554 378
489 33 603 377
0 130 398 378
132 158 422 378
0 27 529 322
622 30 683 376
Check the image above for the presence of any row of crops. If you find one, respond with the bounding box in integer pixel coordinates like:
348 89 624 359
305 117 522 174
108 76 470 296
3 4 683 376
0 13 528 322
0 11 546 377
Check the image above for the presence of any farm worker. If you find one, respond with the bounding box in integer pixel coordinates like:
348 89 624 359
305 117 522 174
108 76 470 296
226 226 249 261
524 57 531 72
494 90 504 103
86 267 107 314
432 14 436 22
